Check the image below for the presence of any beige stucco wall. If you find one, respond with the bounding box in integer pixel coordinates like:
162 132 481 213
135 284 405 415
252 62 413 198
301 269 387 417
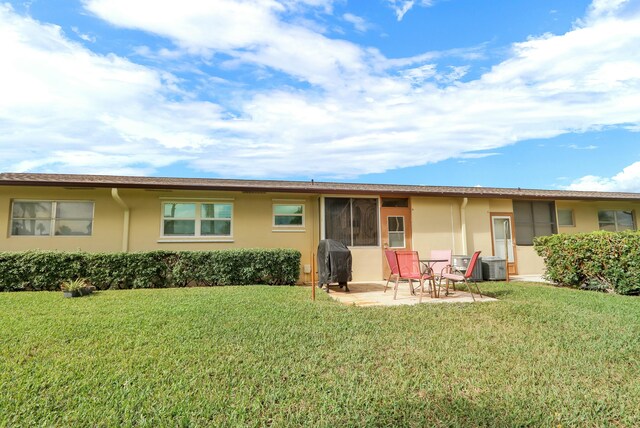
411 196 549 276
556 200 640 234
411 197 516 266
349 247 383 282
4 184 640 282
411 197 463 256
0 186 124 252
0 186 320 283
517 200 640 274
125 189 320 284
464 199 492 256
516 246 546 274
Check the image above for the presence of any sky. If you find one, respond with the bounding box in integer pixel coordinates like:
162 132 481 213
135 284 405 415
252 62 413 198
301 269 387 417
1 0 640 191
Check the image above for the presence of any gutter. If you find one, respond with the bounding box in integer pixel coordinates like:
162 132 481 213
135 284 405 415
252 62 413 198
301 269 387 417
460 197 468 254
111 188 130 252
3 176 640 202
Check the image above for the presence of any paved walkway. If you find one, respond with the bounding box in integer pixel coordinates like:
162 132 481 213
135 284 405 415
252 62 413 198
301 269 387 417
509 274 551 283
322 281 497 307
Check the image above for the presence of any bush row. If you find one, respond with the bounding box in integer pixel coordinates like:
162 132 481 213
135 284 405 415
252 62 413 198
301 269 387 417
534 231 640 295
0 249 301 292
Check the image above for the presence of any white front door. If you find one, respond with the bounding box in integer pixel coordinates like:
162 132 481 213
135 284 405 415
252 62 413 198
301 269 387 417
492 216 514 262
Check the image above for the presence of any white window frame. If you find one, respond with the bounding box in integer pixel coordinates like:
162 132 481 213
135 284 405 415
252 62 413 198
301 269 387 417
272 201 305 229
160 201 233 239
387 215 406 249
557 208 575 227
598 210 635 232
9 199 95 237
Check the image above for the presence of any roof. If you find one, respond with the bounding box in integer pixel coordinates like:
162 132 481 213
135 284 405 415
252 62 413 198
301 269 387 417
1 172 639 201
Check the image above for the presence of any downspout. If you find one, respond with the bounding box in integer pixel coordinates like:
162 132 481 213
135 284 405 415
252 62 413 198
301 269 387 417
460 197 468 255
450 203 456 253
111 188 130 252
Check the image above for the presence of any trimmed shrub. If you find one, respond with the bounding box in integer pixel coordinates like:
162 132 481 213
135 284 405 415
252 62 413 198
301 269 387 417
534 231 640 295
0 249 301 292
0 251 86 291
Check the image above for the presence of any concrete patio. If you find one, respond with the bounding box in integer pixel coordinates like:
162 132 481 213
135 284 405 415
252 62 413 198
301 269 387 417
322 281 497 307
509 274 550 283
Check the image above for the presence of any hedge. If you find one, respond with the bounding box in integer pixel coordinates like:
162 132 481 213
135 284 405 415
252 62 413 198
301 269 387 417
0 249 301 292
534 231 640 295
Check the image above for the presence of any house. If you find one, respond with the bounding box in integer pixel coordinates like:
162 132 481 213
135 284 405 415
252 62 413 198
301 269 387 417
1 172 640 283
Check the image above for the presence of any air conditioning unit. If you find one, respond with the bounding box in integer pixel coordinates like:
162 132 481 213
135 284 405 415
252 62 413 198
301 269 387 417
481 256 507 281
452 255 483 281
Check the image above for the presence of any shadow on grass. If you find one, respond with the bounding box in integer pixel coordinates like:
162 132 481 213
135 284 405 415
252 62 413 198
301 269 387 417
446 282 513 300
481 288 514 299
365 393 541 427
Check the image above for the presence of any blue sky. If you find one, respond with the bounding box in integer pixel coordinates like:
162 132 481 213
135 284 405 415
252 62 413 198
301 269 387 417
1 0 640 191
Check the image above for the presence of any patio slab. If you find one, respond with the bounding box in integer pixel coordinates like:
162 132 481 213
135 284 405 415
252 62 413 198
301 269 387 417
322 281 497 307
509 274 551 283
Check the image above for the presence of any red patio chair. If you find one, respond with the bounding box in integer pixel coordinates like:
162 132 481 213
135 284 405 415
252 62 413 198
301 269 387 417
441 251 483 301
395 250 435 303
383 250 400 293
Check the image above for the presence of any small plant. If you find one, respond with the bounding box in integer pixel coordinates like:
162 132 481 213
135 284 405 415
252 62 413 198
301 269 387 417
61 278 92 298
60 278 87 292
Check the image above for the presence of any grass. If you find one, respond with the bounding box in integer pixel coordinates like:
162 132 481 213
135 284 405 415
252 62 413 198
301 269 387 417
1 282 639 427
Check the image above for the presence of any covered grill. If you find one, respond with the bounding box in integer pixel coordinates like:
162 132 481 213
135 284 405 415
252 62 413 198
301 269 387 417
317 239 352 292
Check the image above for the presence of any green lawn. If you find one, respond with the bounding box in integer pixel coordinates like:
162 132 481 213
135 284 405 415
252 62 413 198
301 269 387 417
1 283 639 427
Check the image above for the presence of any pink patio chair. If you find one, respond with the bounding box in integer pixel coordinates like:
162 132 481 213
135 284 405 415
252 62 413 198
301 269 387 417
395 251 435 303
383 250 400 293
441 251 483 301
430 249 452 295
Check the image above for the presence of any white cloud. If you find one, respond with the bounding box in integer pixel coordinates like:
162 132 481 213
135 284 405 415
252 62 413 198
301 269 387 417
83 0 370 92
71 26 96 42
1 0 640 180
0 4 227 175
586 0 632 20
343 13 370 33
400 64 437 83
386 0 434 21
567 162 640 192
567 144 598 150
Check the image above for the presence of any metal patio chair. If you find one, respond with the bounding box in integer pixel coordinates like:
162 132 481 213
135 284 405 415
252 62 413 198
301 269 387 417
441 251 483 301
429 249 452 294
383 250 400 293
395 250 435 303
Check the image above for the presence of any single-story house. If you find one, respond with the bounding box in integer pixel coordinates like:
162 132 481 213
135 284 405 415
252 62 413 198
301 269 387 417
1 172 639 283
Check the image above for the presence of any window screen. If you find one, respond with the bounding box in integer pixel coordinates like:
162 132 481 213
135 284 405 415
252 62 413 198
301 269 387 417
325 198 379 246
513 201 557 245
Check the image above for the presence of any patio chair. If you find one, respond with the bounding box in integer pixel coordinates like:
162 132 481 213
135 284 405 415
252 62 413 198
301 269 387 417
430 249 452 295
395 250 435 303
383 250 400 293
441 251 483 301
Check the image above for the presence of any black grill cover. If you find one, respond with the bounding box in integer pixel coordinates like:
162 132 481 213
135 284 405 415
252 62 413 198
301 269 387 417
317 239 352 285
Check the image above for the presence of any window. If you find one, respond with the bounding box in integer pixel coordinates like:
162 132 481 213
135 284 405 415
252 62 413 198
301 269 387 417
557 209 575 227
598 210 635 231
387 216 405 248
381 198 409 207
162 202 232 237
273 203 304 227
513 201 557 246
325 197 378 246
11 200 94 236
